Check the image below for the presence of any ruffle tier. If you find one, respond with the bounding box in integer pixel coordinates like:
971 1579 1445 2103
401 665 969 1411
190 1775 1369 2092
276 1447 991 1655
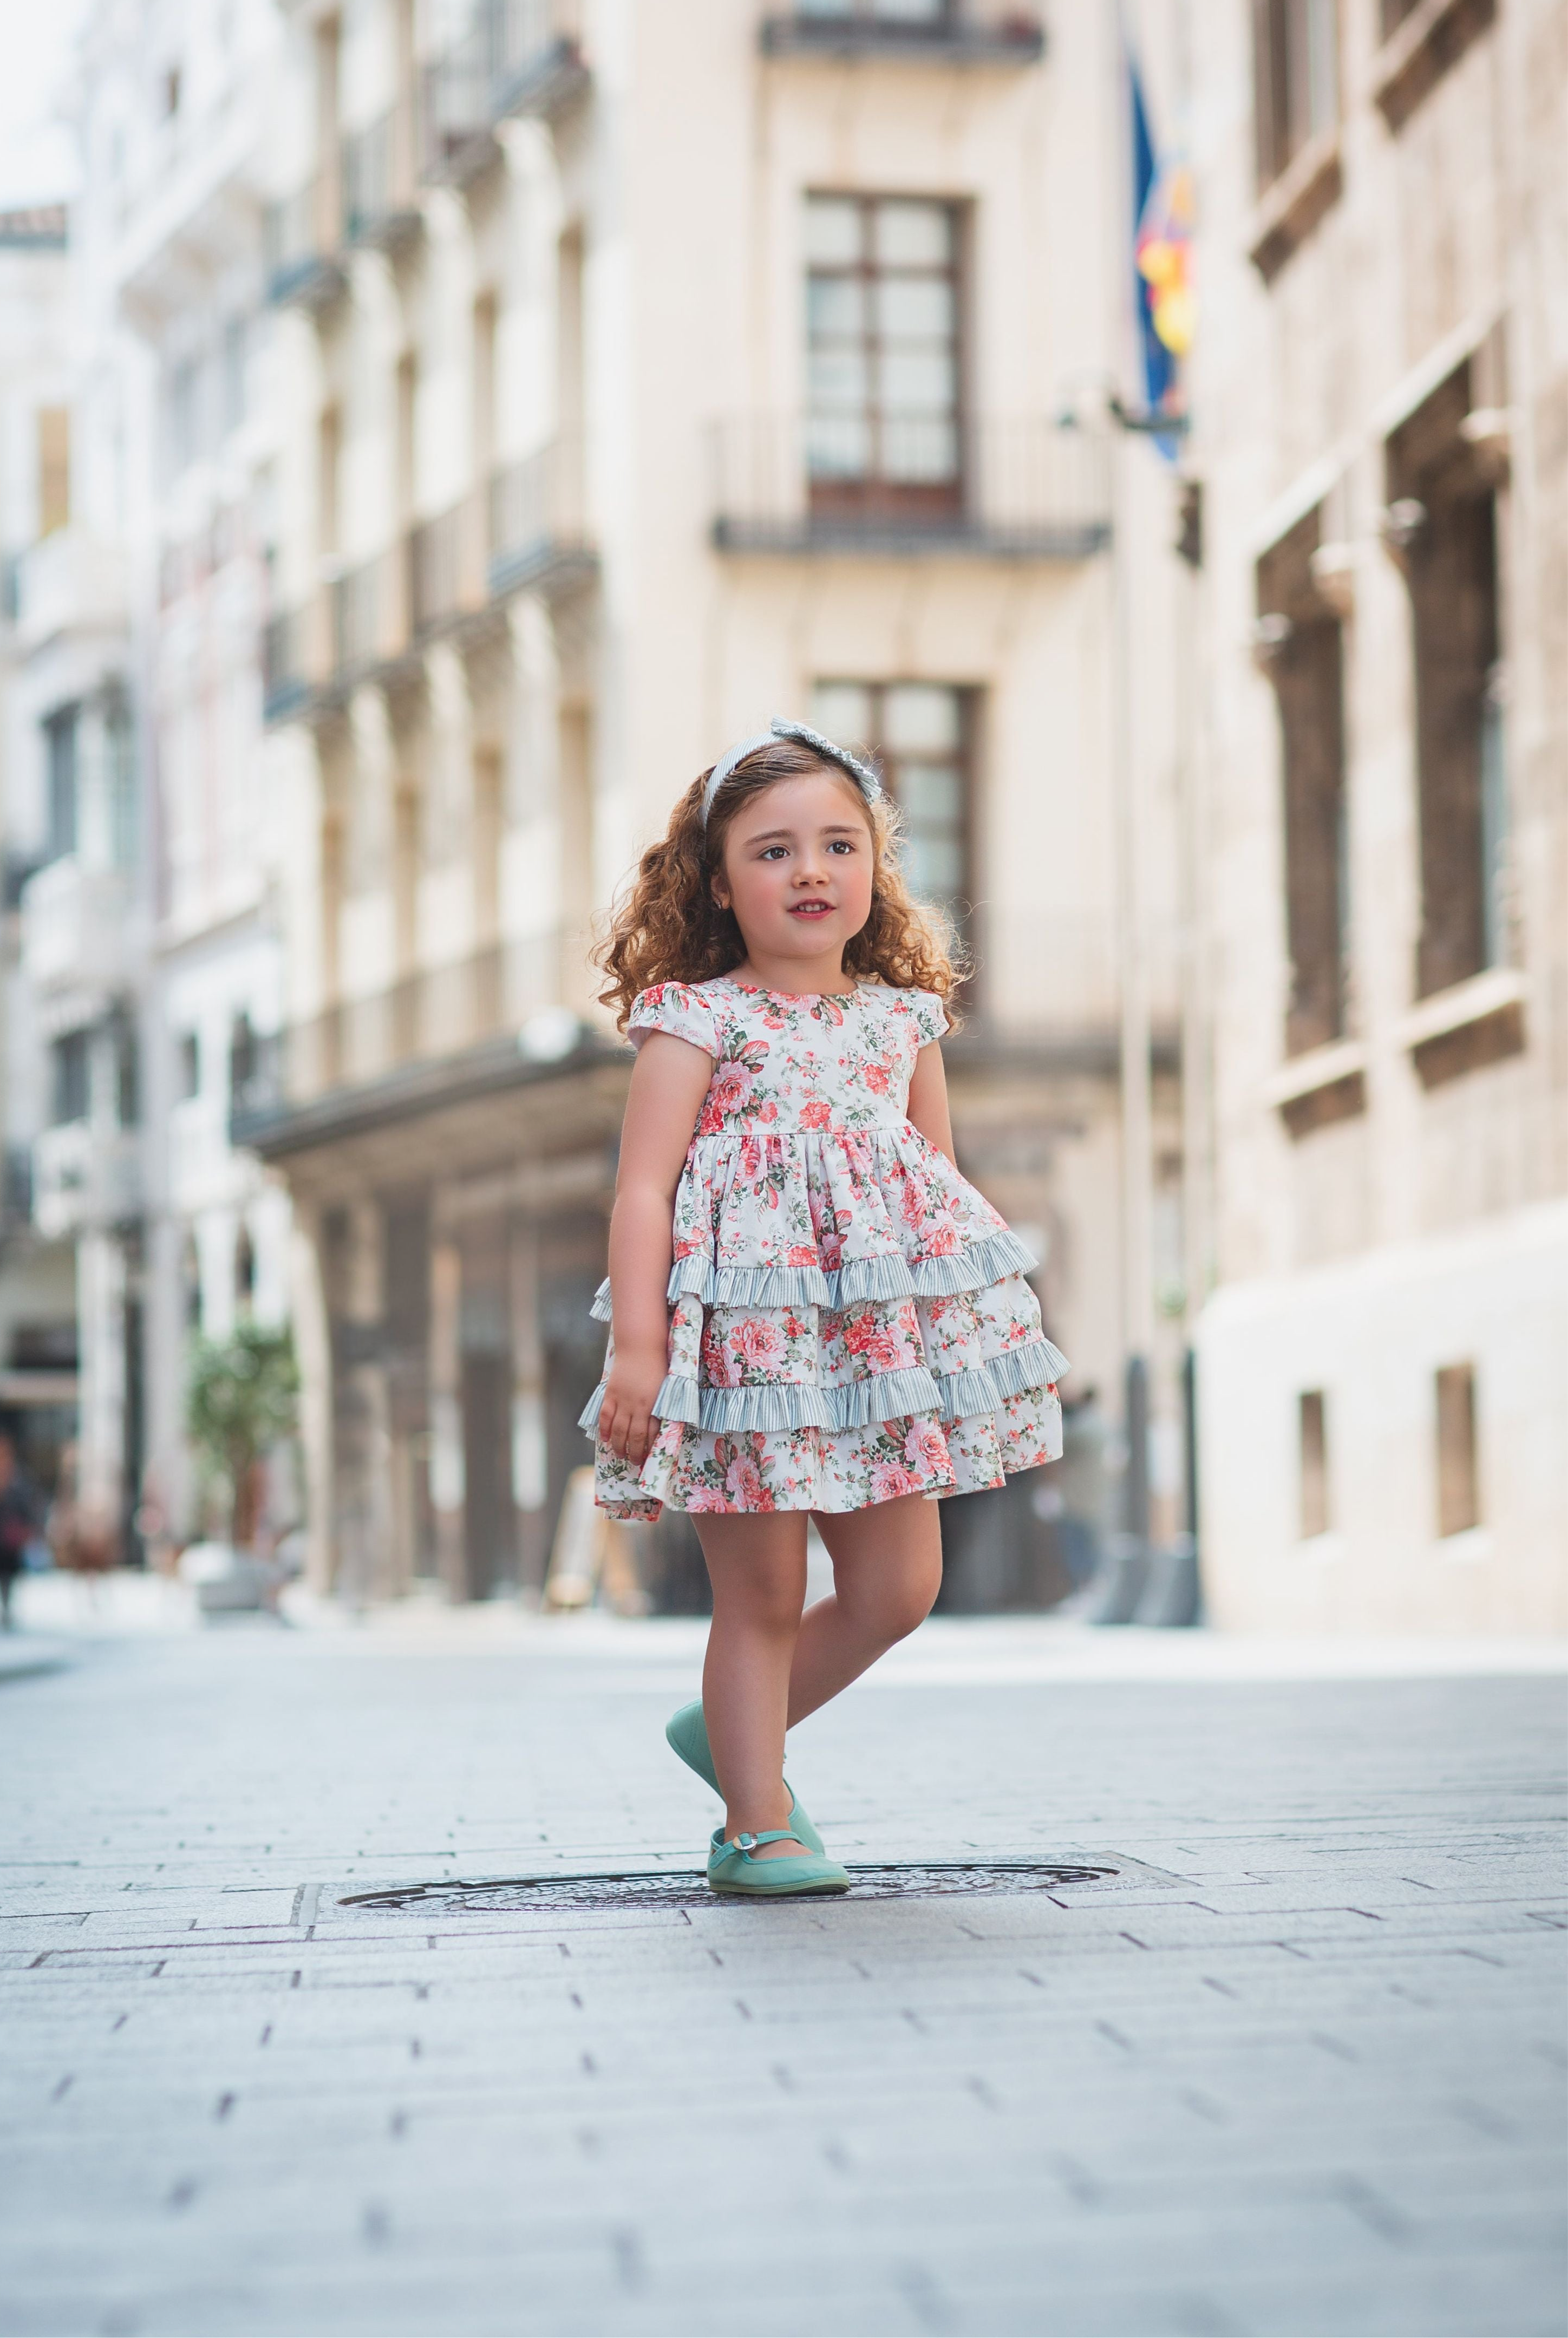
582 1124 1069 1518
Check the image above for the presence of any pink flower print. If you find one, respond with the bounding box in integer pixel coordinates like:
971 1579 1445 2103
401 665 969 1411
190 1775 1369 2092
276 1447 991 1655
923 1219 962 1256
702 1324 744 1387
724 1453 772 1509
731 1318 785 1368
686 1486 731 1513
900 1178 927 1230
786 1245 819 1268
708 1062 754 1117
739 1137 765 1179
799 1097 832 1131
863 1328 913 1373
863 1060 890 1094
905 1422 949 1476
870 1460 921 1502
840 1309 878 1357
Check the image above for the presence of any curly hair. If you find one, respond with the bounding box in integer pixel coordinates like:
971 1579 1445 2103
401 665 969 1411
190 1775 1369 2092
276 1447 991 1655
595 737 965 1032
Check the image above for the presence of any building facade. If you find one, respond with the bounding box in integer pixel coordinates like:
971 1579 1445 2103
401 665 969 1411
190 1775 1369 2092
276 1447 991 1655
0 0 299 1562
0 207 81 1498
240 0 1190 1608
1189 0 1567 1628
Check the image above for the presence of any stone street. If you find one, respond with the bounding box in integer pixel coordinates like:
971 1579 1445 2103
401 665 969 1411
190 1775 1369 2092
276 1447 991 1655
1 1590 1564 2337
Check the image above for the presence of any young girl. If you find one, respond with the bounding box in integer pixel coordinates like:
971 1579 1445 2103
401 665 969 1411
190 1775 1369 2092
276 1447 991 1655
580 719 1068 1897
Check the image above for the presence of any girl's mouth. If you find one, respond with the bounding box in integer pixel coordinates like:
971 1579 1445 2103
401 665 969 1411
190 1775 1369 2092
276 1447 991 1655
789 901 833 919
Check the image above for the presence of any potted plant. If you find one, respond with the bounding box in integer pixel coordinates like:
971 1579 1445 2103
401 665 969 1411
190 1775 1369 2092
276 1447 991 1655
182 1323 300 1614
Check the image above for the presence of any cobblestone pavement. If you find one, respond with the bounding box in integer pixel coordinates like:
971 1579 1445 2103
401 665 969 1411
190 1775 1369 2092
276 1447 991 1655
1 1592 1564 2338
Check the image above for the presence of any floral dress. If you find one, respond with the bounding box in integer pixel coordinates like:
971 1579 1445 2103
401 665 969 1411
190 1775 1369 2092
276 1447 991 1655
582 978 1069 1520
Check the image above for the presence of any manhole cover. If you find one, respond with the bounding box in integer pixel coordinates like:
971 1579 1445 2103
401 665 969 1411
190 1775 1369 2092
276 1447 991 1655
339 1862 1121 1913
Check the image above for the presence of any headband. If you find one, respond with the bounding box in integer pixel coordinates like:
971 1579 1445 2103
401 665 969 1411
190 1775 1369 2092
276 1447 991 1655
700 716 884 827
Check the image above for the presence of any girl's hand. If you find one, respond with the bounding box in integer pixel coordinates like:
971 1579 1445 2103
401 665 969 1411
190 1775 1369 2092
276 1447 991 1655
599 1349 668 1465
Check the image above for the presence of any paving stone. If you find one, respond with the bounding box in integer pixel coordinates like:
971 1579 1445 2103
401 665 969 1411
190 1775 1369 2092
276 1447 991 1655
0 1626 1562 2335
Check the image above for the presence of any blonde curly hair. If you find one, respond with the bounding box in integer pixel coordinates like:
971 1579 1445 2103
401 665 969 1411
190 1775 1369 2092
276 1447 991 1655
595 737 965 1033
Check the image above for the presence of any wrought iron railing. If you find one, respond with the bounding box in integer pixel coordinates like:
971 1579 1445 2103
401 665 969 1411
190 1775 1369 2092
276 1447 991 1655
710 416 1109 558
488 437 591 595
263 178 345 308
263 440 592 721
341 107 420 248
422 0 587 182
231 933 592 1119
409 493 488 637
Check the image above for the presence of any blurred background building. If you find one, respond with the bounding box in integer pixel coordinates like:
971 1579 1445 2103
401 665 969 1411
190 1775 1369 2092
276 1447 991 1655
1188 0 1567 1631
0 0 1561 1629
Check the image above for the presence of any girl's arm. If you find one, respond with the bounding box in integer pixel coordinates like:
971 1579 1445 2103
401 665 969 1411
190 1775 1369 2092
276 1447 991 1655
599 1031 714 1465
906 1039 957 1165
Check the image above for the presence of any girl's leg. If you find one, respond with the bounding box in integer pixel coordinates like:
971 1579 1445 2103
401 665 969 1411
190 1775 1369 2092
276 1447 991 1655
786 1491 943 1727
694 1510 809 1858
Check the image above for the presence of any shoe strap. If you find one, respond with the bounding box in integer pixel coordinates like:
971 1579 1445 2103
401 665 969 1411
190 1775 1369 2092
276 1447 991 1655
715 1829 802 1864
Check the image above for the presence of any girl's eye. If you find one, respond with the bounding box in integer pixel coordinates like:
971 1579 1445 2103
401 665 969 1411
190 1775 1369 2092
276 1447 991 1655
828 839 855 855
759 845 788 861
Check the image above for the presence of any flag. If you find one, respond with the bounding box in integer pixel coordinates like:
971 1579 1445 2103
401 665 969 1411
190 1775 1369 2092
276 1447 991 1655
1128 55 1192 460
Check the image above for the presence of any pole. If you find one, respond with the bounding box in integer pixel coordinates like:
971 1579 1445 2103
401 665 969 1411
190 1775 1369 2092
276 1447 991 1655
1110 422 1155 1573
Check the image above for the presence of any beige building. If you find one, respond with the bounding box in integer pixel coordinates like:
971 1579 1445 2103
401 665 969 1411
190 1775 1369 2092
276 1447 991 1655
243 0 1190 1608
1188 0 1567 1628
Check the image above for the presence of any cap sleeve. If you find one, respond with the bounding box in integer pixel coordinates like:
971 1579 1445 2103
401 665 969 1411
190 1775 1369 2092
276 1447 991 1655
912 989 950 1047
628 981 719 1059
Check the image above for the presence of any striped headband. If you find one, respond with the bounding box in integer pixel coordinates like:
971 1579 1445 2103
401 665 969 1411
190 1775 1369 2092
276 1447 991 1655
699 717 884 827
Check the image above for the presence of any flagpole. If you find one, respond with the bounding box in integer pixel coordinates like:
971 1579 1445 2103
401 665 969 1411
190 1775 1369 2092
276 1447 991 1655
1109 8 1155 1602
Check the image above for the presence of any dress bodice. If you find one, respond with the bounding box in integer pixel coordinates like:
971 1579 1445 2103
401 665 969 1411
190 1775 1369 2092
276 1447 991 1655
628 978 948 1137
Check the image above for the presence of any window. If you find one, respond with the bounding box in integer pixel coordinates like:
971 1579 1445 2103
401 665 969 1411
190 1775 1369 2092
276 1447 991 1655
221 317 248 436
234 1226 256 1308
228 1012 258 1101
1256 507 1350 1058
1435 1363 1480 1537
37 407 70 536
1298 1390 1329 1538
44 706 79 862
1252 0 1338 187
811 681 970 912
1387 361 1508 1000
178 1031 201 1100
113 1016 139 1126
51 1030 91 1126
104 695 136 870
168 357 198 478
805 194 962 519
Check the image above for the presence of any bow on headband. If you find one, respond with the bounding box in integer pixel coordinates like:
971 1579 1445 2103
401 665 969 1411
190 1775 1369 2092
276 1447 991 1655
700 717 884 827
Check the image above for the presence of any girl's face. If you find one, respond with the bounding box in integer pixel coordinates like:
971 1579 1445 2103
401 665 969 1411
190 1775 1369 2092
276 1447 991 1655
714 769 876 974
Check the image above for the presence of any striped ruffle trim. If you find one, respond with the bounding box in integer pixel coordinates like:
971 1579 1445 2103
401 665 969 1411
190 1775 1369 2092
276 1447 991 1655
586 1228 1038 1324
577 1334 1069 1438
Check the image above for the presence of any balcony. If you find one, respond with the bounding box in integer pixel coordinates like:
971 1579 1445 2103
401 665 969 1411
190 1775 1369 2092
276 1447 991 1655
263 603 325 722
422 0 588 186
263 440 593 723
231 934 599 1140
409 495 488 639
32 1120 141 1239
14 527 128 651
710 417 1109 559
263 177 347 309
488 439 593 598
19 859 135 995
341 108 421 252
760 2 1044 64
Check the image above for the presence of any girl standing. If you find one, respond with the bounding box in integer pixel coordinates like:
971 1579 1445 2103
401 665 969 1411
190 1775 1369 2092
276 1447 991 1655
582 720 1068 1896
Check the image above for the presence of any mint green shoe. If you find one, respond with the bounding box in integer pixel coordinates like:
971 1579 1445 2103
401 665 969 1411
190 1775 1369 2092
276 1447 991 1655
665 1700 825 1854
707 1828 850 1898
